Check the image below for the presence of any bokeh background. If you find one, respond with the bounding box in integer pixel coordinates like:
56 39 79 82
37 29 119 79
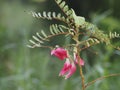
0 0 120 90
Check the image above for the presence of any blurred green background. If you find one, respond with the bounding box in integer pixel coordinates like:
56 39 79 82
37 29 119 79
0 0 120 90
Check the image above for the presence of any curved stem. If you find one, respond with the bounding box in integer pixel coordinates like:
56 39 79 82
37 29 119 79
85 73 120 88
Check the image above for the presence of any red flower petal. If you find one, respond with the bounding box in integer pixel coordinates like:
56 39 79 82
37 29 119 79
59 59 76 79
51 47 68 60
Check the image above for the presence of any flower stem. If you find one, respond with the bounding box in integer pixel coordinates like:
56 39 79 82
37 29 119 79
74 27 85 90
77 47 85 90
85 73 120 88
79 64 85 90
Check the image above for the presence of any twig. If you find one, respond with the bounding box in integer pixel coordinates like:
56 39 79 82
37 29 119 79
85 73 120 88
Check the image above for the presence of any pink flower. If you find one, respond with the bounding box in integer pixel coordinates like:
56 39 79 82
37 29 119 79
74 53 85 66
59 59 76 79
78 58 85 66
51 47 68 60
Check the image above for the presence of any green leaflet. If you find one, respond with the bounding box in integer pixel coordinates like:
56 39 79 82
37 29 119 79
50 24 65 34
56 0 62 4
63 5 69 12
41 30 48 38
32 36 44 43
57 13 61 18
59 1 65 8
29 39 41 47
71 9 85 27
50 25 56 35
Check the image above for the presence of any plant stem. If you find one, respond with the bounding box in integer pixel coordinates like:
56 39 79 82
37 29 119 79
77 47 85 90
79 63 85 90
85 73 120 88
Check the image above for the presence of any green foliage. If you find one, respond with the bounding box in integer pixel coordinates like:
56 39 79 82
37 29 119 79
29 0 120 51
83 22 111 45
28 24 69 48
0 0 120 90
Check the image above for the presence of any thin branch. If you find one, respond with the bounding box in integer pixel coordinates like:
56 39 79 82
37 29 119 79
85 73 120 88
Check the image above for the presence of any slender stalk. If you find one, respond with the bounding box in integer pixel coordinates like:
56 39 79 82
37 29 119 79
77 47 85 90
73 27 85 90
79 63 85 90
85 73 120 88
